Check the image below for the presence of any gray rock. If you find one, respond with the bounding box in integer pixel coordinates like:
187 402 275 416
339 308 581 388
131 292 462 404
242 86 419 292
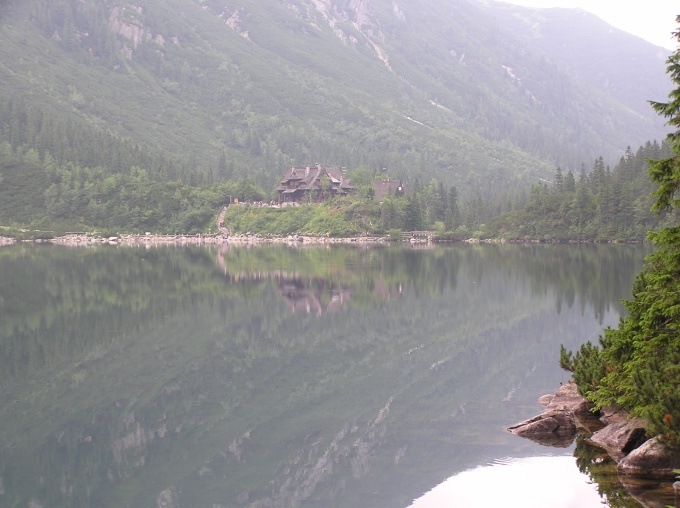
618 437 680 479
507 411 576 447
507 382 592 447
509 383 680 482
588 411 648 462
538 394 554 407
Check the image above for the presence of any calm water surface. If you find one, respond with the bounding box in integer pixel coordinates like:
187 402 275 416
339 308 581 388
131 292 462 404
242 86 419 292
0 243 656 507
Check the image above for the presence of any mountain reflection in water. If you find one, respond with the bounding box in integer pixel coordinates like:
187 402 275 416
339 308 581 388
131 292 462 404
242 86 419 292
0 243 652 507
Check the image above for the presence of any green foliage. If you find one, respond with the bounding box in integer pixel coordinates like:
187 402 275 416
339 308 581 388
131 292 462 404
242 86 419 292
487 142 676 241
0 0 672 238
224 181 469 236
224 201 363 237
562 19 680 446
559 343 606 400
0 141 266 233
588 237 680 444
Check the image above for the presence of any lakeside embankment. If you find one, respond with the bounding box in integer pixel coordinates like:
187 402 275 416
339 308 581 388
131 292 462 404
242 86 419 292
0 232 644 248
21 232 395 247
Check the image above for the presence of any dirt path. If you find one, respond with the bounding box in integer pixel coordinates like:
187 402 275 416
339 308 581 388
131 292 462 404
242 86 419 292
217 206 230 235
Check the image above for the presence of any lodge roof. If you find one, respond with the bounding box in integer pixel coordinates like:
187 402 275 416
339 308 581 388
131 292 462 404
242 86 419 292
276 165 354 197
373 179 405 200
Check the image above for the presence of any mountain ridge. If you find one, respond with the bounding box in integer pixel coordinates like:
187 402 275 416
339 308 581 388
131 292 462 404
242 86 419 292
0 0 672 198
481 1 671 122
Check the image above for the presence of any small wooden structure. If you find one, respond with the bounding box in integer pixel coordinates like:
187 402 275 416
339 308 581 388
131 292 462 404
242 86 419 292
373 179 406 201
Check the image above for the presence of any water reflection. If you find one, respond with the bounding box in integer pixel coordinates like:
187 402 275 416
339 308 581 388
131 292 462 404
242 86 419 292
410 440 679 508
409 455 603 508
216 245 405 314
575 436 679 508
0 243 650 507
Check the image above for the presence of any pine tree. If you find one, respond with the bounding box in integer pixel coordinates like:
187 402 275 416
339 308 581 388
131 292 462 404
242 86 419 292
446 186 461 231
435 181 447 222
554 167 564 194
404 196 423 231
563 17 680 445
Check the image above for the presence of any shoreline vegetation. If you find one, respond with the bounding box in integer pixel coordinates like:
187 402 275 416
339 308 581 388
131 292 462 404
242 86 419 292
0 204 650 248
549 21 680 497
1 140 673 247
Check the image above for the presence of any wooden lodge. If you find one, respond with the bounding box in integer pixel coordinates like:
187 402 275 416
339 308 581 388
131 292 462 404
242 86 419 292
276 165 354 204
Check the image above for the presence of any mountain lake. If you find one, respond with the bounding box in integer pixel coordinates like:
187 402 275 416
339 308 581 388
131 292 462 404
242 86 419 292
1 242 676 507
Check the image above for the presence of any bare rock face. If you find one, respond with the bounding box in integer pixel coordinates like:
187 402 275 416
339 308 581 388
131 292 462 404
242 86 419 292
538 394 554 406
589 415 680 479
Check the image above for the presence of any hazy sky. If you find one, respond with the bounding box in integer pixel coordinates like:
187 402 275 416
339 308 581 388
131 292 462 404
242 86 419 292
502 0 678 49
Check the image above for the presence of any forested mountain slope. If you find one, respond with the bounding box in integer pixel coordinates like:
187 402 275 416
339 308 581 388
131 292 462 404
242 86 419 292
0 0 672 199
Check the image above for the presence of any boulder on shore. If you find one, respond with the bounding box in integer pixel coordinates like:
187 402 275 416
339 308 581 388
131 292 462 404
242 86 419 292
507 382 596 447
618 437 680 479
508 384 680 480
588 409 647 462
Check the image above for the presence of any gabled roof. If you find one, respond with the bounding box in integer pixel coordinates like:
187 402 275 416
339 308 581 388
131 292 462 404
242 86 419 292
373 179 405 200
277 165 354 194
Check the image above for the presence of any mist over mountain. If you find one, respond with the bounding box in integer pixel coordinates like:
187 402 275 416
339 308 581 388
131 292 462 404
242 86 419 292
480 1 671 132
0 0 672 196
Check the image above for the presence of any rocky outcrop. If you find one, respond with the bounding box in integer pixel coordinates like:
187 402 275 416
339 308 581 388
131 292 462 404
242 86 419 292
108 4 177 59
507 382 597 447
508 384 680 480
588 412 680 479
588 409 647 462
618 437 680 479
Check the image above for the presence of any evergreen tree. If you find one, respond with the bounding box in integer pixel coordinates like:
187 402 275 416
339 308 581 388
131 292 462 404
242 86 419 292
446 186 461 231
562 17 680 445
570 167 595 233
554 166 564 194
591 156 607 195
403 196 423 231
435 181 447 222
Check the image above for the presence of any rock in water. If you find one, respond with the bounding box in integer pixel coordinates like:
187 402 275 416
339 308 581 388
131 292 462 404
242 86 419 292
507 382 594 447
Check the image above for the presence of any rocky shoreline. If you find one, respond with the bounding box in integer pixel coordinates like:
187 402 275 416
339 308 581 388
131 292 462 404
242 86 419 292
508 383 680 504
0 232 397 248
0 230 645 249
